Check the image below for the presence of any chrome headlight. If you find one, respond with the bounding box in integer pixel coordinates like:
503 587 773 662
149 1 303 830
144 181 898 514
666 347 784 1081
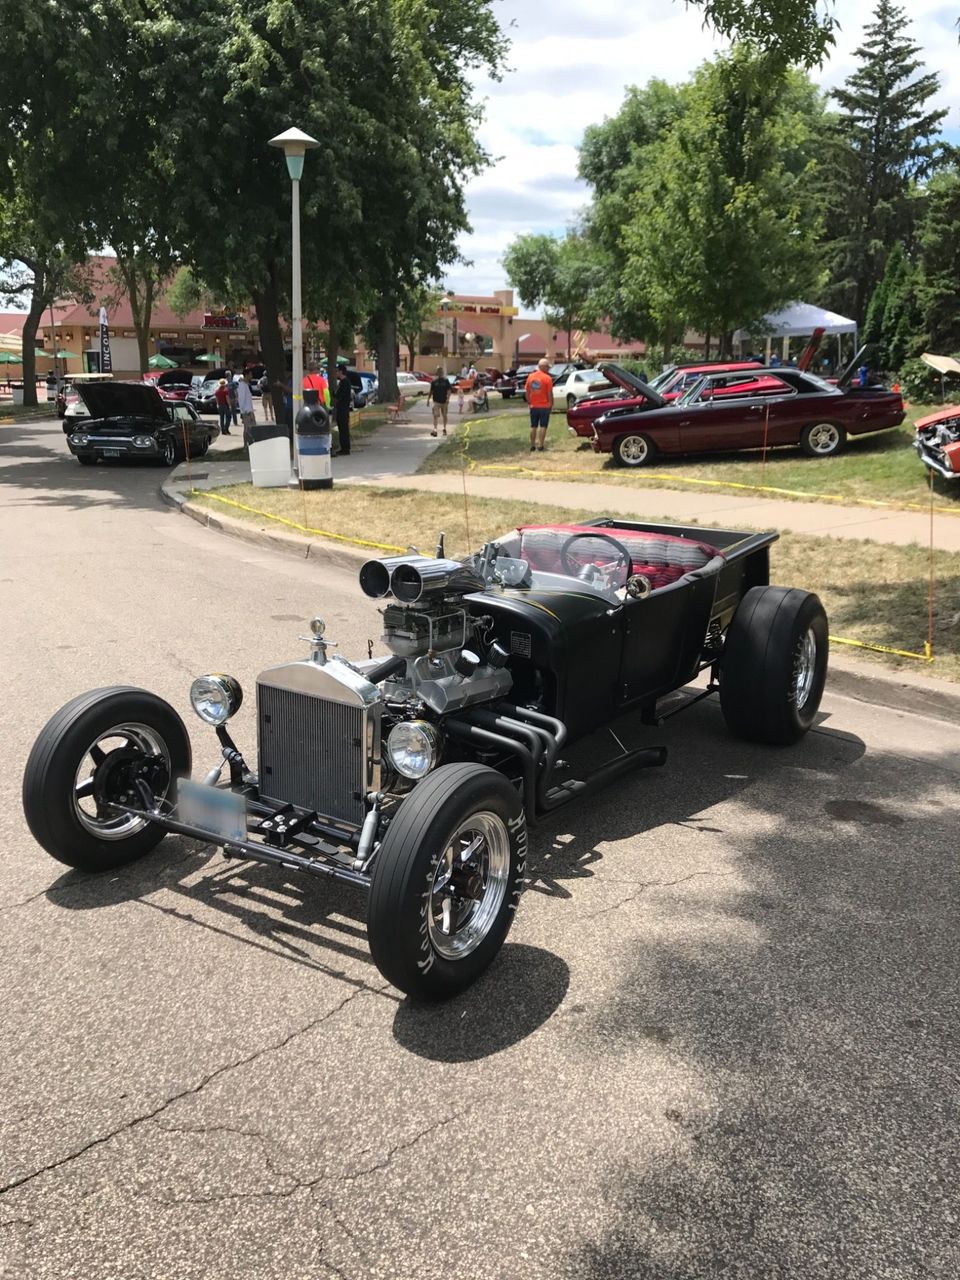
132 434 154 448
190 674 243 725
71 433 90 446
387 720 440 780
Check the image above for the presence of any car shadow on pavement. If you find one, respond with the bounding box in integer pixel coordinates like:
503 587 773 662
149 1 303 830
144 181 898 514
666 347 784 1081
558 729 959 1280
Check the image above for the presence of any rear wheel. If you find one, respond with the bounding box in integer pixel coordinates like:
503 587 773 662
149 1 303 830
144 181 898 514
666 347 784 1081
367 764 527 1000
613 432 658 468
22 687 192 871
800 421 846 457
566 393 577 409
720 586 828 744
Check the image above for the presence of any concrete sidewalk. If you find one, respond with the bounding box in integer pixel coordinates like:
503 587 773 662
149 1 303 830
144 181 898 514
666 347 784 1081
169 405 960 551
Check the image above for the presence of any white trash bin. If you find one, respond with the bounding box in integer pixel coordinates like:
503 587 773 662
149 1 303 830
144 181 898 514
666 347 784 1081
248 424 292 488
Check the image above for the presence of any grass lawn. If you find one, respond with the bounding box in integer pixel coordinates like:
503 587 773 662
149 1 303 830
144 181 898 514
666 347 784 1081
420 406 960 513
193 481 960 682
0 402 60 425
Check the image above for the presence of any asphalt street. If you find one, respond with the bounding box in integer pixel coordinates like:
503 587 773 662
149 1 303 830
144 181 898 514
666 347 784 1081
2 417 959 1280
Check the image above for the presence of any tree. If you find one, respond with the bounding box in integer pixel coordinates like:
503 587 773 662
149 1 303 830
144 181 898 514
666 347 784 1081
916 168 960 353
863 241 921 372
617 50 825 355
686 0 837 65
165 267 208 320
502 232 603 358
818 0 946 324
396 282 443 372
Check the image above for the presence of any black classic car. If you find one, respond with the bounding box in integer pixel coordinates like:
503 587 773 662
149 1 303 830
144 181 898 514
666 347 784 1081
64 382 220 466
23 519 828 1000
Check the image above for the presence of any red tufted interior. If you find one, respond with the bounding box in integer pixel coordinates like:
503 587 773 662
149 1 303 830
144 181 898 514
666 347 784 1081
517 525 720 589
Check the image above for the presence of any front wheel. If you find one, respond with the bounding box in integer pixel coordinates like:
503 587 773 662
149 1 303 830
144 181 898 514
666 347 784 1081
159 435 177 466
613 432 658 468
22 687 192 871
720 587 828 744
367 764 527 1000
800 421 846 457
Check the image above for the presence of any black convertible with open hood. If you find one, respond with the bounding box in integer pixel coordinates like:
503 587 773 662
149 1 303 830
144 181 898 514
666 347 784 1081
65 381 219 467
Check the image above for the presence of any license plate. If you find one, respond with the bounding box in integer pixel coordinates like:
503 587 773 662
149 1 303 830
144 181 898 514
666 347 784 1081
102 448 121 457
177 779 247 843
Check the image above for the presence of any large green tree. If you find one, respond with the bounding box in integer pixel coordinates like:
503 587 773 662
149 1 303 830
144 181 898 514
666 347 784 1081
818 0 946 324
687 0 837 64
611 51 824 356
916 168 960 353
502 232 603 358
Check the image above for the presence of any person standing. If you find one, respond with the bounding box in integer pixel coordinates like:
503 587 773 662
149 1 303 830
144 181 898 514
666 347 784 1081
526 358 554 452
428 366 451 436
258 372 274 422
235 369 256 444
214 378 231 434
303 361 329 407
225 369 240 426
333 366 352 456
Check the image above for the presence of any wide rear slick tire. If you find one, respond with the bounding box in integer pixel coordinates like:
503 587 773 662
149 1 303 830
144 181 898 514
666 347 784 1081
720 587 828 745
22 687 192 872
367 764 527 1001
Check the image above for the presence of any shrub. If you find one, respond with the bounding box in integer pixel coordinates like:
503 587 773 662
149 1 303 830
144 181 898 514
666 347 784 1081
898 357 960 404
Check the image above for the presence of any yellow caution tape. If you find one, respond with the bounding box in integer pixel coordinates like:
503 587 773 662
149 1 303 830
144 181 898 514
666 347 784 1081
191 490 407 554
829 636 933 662
454 417 960 516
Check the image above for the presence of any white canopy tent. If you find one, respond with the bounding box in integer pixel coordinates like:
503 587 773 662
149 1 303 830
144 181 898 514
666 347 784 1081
734 301 857 367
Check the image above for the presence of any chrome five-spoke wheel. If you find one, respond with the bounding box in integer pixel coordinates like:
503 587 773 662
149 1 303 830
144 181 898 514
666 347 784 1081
427 812 511 960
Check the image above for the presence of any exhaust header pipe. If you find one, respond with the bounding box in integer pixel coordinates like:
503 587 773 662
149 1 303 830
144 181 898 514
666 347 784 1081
391 557 487 604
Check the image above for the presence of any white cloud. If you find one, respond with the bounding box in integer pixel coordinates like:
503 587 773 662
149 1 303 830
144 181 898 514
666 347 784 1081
445 0 960 301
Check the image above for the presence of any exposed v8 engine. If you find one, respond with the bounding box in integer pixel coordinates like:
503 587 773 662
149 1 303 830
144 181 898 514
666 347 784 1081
914 407 960 481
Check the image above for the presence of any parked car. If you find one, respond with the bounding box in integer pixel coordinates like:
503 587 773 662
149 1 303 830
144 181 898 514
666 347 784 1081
649 360 765 402
567 363 785 438
592 366 906 467
64 381 219 466
551 368 613 410
395 371 430 398
913 405 960 481
142 368 194 401
188 377 223 415
56 372 114 425
344 369 378 408
494 372 518 398
22 516 827 999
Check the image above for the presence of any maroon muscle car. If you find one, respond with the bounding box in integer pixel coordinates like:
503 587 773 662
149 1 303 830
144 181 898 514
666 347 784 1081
567 361 774 439
592 367 906 467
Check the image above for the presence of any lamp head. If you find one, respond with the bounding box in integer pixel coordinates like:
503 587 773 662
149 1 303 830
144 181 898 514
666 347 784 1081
268 127 320 181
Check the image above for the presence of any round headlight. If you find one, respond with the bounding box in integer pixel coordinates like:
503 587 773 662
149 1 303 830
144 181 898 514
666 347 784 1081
387 720 440 780
71 433 89 446
132 435 153 448
190 674 243 726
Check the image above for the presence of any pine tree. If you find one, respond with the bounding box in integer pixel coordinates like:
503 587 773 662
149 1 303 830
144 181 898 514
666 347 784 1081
819 0 946 325
916 168 960 353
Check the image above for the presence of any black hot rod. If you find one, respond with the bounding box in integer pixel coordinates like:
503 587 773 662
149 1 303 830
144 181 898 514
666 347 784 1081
22 519 828 999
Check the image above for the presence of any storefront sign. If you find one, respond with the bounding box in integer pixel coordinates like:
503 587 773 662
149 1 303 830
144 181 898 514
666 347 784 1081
203 313 248 331
437 303 517 318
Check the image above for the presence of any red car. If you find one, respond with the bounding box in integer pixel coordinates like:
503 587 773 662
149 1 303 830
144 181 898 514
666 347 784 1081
567 360 769 438
914 405 960 480
142 368 194 401
592 366 905 467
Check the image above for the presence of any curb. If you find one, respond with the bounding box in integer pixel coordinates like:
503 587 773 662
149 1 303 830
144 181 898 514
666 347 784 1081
160 483 370 574
161 477 960 725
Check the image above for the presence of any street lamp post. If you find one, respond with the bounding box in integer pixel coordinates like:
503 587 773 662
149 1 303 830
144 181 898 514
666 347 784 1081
269 127 320 476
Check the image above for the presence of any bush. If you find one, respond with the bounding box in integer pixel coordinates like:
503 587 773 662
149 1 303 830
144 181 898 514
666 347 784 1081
898 357 960 404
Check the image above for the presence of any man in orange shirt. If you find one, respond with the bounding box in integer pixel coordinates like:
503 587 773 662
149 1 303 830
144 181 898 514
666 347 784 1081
526 358 554 451
303 361 330 407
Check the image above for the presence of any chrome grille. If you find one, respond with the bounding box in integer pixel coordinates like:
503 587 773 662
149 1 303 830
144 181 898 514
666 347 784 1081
257 685 367 825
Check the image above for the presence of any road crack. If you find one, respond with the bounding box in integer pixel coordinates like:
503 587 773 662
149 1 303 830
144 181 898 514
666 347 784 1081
0 983 377 1199
576 869 735 922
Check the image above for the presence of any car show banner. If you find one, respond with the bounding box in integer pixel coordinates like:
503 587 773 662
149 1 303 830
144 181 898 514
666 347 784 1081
99 307 113 374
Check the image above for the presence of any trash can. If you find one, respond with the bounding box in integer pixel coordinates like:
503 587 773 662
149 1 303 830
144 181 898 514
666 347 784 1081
295 404 333 490
11 382 24 407
248 421 292 488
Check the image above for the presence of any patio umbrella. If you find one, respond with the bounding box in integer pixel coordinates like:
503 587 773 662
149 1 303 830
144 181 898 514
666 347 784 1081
51 350 79 358
0 351 22 364
195 352 221 364
148 353 178 369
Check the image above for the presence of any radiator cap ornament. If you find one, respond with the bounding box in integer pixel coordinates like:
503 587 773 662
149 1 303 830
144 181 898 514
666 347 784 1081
310 617 326 637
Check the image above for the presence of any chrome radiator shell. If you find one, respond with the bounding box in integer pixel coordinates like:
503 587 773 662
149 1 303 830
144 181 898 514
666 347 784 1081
256 659 381 827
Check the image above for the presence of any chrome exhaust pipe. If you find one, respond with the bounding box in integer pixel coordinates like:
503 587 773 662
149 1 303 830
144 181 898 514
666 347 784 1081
359 556 413 598
390 557 486 603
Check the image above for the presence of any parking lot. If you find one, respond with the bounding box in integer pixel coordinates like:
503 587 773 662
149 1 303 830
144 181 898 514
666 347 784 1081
2 418 959 1279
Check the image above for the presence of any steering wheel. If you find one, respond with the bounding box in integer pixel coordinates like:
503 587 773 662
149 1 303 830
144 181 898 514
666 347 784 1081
559 532 632 588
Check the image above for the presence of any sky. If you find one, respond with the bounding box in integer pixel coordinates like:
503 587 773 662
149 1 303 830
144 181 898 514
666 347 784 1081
442 0 960 300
